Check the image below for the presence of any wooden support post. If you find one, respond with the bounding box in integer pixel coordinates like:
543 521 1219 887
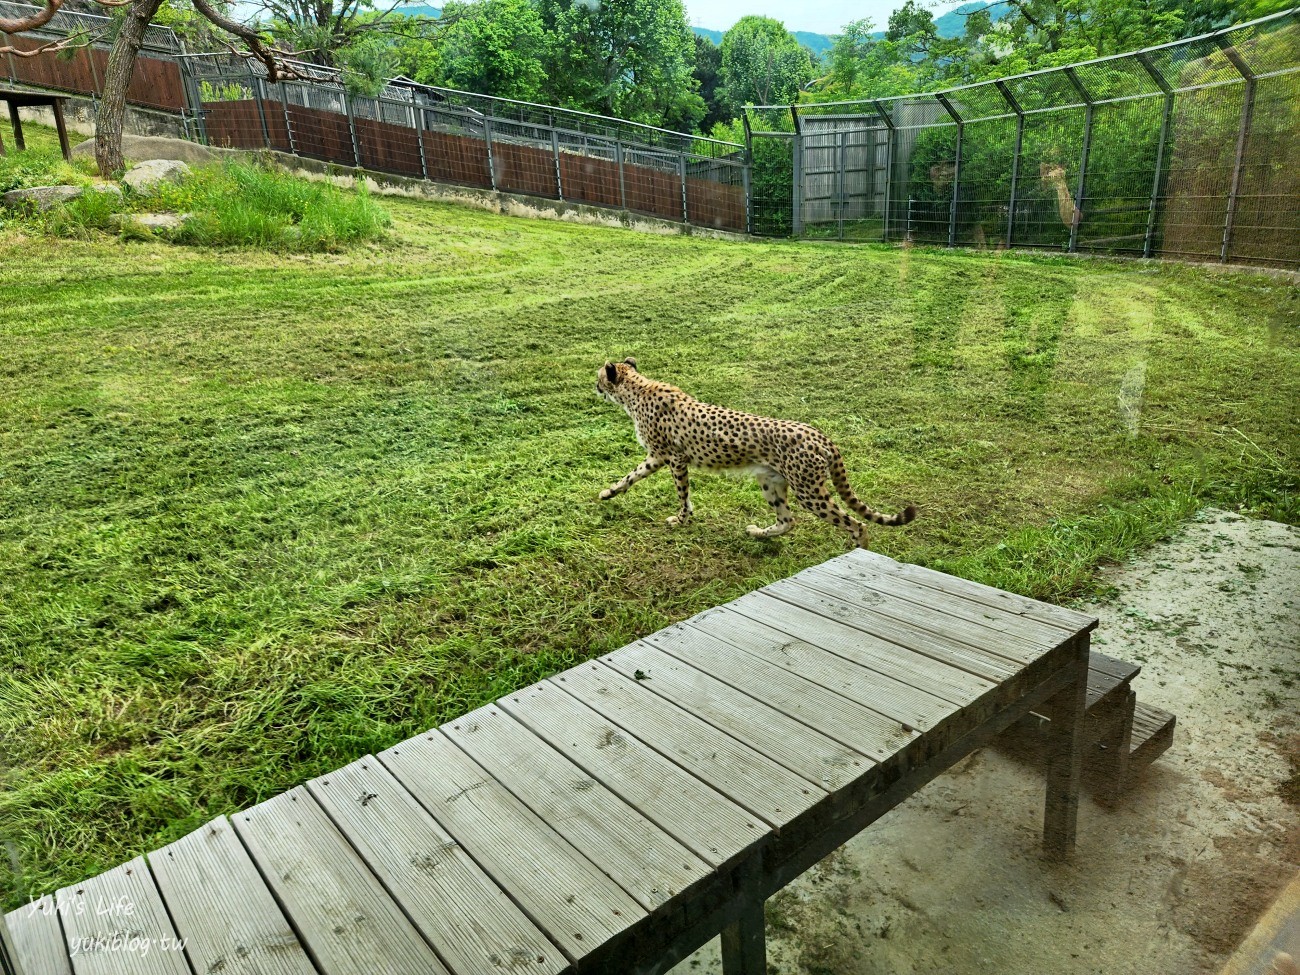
52 99 71 161
410 90 428 180
251 72 271 149
1042 634 1089 858
720 898 766 975
8 101 25 151
484 118 497 190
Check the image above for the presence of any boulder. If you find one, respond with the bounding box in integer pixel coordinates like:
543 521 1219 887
113 212 188 231
1 185 84 211
72 135 218 167
122 159 191 194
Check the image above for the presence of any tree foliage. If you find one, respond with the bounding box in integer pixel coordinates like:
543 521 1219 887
718 15 813 113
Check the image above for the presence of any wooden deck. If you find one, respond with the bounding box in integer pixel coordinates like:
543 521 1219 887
2 549 1098 975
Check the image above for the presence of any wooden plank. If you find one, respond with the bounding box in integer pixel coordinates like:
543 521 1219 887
149 817 315 975
1130 702 1176 768
551 662 828 831
646 625 918 763
719 899 766 975
767 575 1025 679
691 605 958 732
848 549 1098 633
232 786 453 975
496 679 764 870
1090 651 1141 685
379 731 643 965
807 549 1071 649
307 757 565 975
608 639 881 786
790 564 1043 667
4 897 68 975
55 857 189 975
729 591 996 707
1042 637 1090 858
443 704 712 912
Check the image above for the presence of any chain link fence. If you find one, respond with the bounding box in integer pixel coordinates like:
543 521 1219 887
746 8 1300 267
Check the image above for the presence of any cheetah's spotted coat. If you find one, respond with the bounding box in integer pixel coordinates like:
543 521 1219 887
595 359 916 547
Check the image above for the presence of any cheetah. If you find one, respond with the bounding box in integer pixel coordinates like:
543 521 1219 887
595 358 916 548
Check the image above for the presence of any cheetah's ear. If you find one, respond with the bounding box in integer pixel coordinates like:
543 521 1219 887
623 357 637 370
604 362 619 384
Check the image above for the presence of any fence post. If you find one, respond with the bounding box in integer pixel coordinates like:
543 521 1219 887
615 138 627 210
1137 52 1173 259
250 70 271 149
995 80 1023 249
280 82 296 155
1064 67 1093 253
936 93 962 247
551 128 563 199
344 89 362 167
409 89 428 180
740 111 754 235
679 152 688 223
484 117 498 190
873 100 894 242
836 131 846 240
790 104 803 237
1216 36 1256 263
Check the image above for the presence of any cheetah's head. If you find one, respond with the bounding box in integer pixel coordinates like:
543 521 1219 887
595 357 638 403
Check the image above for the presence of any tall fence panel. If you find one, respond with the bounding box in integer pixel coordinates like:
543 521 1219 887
0 1 185 112
185 55 748 232
748 8 1300 267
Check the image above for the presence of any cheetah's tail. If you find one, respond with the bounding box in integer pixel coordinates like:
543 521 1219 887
828 448 918 527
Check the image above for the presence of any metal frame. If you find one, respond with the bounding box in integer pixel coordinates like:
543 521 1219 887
1136 51 1174 259
1216 35 1258 263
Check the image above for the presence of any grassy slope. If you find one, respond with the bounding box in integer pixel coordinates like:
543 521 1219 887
1 156 1297 905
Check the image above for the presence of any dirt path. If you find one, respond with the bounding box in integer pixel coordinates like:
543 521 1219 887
673 509 1300 975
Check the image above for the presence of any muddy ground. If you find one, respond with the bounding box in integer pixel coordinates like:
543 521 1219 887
671 508 1300 975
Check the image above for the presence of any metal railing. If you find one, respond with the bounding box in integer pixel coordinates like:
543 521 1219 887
745 8 1300 266
182 51 749 230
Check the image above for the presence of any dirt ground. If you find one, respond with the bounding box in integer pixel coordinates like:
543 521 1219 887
671 508 1300 975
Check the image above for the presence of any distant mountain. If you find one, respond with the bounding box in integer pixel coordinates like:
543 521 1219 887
691 2 1010 56
394 3 441 17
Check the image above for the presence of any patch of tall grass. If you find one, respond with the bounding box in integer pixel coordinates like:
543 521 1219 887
2 135 389 251
150 162 390 251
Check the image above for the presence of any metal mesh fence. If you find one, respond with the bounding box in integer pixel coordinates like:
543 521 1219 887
183 52 747 231
746 7 1300 267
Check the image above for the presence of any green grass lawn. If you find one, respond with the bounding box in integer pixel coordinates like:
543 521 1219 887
1 134 1297 907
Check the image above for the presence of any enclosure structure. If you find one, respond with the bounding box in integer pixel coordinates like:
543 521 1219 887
0 0 185 112
745 8 1300 267
0 0 747 232
183 55 749 232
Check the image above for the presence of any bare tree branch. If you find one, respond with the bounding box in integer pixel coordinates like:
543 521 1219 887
0 0 127 35
190 0 301 81
0 26 99 55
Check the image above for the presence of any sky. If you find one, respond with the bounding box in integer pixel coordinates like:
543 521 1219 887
683 0 967 36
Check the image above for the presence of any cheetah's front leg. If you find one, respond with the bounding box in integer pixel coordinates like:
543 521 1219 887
600 456 665 500
666 461 693 526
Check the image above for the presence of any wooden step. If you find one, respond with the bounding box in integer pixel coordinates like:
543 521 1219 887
1129 701 1176 771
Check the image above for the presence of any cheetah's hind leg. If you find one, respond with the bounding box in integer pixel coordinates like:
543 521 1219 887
789 471 873 549
747 471 795 539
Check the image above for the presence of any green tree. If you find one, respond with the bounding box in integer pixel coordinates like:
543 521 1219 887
718 15 813 113
434 0 547 100
692 33 728 132
538 0 701 127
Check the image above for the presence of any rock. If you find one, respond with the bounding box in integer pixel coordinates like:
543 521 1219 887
72 135 218 167
112 212 188 231
1 185 84 211
122 159 191 194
